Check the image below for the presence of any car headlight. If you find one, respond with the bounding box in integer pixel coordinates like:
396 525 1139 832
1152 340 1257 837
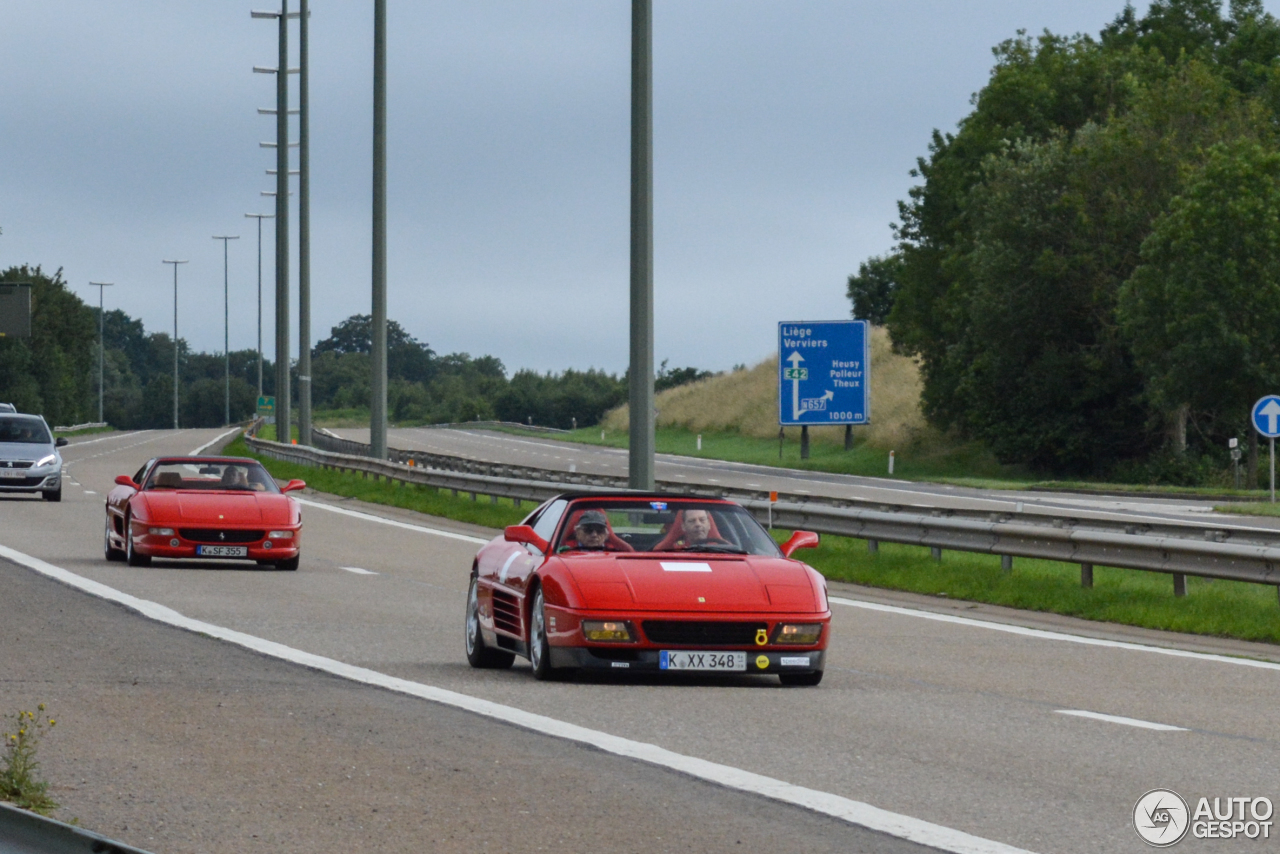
35 454 57 468
267 530 294 539
773 623 823 644
581 620 634 642
148 527 175 536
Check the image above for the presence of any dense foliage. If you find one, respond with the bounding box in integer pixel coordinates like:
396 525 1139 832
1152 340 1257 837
876 0 1280 477
0 280 705 431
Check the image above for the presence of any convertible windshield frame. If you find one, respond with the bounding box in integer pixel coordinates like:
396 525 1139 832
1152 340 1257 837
552 498 782 557
142 460 281 494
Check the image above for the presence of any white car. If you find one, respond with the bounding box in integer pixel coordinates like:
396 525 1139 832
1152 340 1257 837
0 413 66 501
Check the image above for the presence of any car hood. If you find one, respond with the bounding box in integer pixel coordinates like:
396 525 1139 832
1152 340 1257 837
137 491 295 527
0 443 58 463
562 553 822 613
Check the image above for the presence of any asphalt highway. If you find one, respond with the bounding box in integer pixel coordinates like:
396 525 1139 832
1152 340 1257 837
335 427 1276 533
3 428 1280 853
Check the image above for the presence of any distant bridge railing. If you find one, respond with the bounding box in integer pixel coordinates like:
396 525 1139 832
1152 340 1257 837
244 433 1280 603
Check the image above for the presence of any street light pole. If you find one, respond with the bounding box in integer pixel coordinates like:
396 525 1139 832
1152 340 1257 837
162 260 188 430
628 0 655 490
298 0 312 446
245 213 274 400
212 235 240 426
88 281 113 423
370 0 388 460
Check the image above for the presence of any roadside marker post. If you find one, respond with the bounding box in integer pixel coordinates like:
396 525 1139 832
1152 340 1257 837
1251 395 1280 502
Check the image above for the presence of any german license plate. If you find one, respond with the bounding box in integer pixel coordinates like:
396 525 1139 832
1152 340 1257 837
196 545 247 557
0 469 26 478
659 651 746 671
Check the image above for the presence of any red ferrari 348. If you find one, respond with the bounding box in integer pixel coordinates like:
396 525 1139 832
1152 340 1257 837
465 493 829 685
105 456 305 570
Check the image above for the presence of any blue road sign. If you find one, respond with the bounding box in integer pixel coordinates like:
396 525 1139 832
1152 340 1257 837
778 320 869 426
1253 395 1280 439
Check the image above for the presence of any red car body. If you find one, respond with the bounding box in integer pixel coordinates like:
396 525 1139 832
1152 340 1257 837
104 456 305 570
465 493 830 685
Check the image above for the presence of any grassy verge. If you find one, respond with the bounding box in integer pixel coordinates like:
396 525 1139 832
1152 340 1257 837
1214 502 1280 517
785 532 1280 645
228 436 526 529
55 425 114 439
235 433 1280 644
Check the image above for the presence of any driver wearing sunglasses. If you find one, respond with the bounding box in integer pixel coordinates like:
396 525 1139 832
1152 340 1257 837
572 510 611 551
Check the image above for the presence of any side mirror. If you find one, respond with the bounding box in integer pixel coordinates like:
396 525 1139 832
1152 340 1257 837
781 530 820 558
504 525 549 554
55 437 68 447
282 479 306 493
115 475 139 489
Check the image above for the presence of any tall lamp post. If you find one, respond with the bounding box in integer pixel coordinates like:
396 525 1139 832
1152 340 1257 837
162 260 188 429
628 0 655 490
88 281 113 423
212 235 240 426
245 213 275 400
298 0 312 446
370 0 388 460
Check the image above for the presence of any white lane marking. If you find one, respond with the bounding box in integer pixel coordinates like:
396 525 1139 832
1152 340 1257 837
830 597 1280 672
0 543 1035 854
190 427 243 456
340 566 378 576
294 497 489 545
1055 710 1187 732
61 430 149 447
83 490 96 495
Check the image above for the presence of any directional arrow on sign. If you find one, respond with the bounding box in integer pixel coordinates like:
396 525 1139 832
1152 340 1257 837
1260 399 1280 435
787 352 805 420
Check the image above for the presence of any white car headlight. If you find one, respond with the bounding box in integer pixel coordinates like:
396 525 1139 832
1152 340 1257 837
267 530 294 539
35 454 57 468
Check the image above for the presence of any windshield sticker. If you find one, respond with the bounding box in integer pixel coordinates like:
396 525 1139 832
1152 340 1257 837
649 501 667 511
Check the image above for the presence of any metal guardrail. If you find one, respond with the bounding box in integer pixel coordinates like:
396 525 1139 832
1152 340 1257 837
53 422 107 433
247 435 1280 600
0 801 153 854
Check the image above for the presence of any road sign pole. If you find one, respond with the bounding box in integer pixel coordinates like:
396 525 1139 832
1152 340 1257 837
1271 437 1275 503
800 425 809 460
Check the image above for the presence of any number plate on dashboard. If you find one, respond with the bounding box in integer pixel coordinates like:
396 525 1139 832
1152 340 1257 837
659 651 746 671
196 545 248 557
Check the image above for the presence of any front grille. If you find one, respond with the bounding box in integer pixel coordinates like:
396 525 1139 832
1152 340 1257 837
0 461 34 469
0 477 46 488
491 590 522 635
178 529 264 544
642 621 767 646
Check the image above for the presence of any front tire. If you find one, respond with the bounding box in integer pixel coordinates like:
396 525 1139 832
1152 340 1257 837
779 670 824 687
464 576 514 669
104 514 124 562
529 586 558 681
275 555 300 571
124 515 150 567
42 487 61 502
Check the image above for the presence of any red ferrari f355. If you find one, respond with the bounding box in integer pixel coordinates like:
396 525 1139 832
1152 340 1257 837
465 493 829 685
105 456 305 570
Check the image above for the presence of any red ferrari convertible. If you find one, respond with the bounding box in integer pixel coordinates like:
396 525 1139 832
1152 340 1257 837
105 456 305 570
465 493 830 685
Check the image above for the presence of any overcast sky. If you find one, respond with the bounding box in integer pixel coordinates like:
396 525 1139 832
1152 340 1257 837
5 1 1267 376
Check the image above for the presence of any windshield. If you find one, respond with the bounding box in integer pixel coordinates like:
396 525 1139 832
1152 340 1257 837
553 500 782 557
143 461 280 493
0 416 51 445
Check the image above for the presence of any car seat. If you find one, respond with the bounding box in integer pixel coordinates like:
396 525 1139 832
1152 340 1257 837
653 509 725 550
153 471 183 489
560 508 634 552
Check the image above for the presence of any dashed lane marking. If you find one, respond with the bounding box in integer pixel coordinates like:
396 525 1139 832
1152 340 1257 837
1055 710 1187 732
340 566 378 575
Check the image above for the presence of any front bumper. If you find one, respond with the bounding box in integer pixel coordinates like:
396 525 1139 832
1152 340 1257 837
131 533 300 561
549 646 826 674
0 473 61 493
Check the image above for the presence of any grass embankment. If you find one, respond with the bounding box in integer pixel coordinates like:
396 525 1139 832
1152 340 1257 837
56 425 114 439
234 434 1280 644
226 436 525 530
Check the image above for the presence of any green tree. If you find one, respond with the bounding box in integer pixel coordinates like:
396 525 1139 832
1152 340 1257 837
846 254 903 325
